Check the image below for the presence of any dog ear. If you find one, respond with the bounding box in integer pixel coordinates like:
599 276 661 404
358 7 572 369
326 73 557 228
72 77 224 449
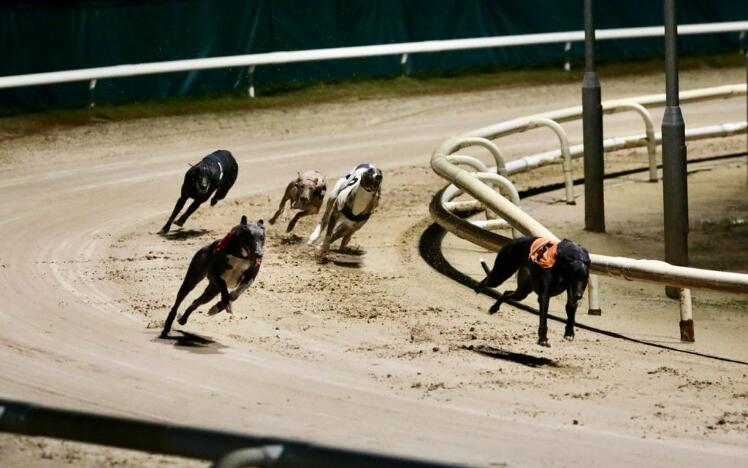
241 215 247 225
297 172 302 181
257 219 264 226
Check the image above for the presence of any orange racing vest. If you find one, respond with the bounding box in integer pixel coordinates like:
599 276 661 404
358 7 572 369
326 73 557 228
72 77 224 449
529 237 558 269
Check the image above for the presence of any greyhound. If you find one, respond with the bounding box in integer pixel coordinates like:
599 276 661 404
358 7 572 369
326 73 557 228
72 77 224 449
160 150 238 234
269 170 326 233
160 215 264 338
308 163 382 258
474 236 590 347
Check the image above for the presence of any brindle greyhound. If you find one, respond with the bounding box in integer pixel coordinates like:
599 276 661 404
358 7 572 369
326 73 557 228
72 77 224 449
308 163 382 258
269 170 326 233
160 215 264 338
160 150 238 234
475 236 590 347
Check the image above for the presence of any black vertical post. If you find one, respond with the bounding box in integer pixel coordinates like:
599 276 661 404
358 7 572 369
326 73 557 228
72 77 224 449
582 0 605 232
662 0 689 299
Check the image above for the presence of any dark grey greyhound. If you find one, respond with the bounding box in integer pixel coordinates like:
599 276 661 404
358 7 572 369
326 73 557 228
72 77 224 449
160 150 238 234
474 236 590 347
160 216 264 338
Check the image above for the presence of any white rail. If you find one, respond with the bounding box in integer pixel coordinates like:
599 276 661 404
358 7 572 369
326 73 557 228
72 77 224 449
0 21 746 90
429 84 748 341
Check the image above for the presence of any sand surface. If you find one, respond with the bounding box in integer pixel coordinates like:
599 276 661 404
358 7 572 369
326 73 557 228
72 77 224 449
0 66 746 467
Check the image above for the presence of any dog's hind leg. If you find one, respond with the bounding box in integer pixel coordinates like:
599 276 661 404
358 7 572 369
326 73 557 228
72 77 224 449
161 195 188 234
564 288 579 341
178 283 219 325
488 269 532 314
175 199 203 227
160 248 210 337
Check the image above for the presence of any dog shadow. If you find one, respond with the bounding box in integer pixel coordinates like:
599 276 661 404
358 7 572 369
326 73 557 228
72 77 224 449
157 330 227 354
159 228 211 241
462 344 558 368
327 247 366 268
279 234 304 245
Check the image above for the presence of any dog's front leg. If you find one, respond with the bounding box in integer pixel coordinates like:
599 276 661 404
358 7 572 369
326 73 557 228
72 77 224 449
269 192 290 225
537 293 551 347
286 208 312 233
317 211 339 259
161 195 188 234
207 271 232 315
564 288 578 341
229 265 260 302
175 199 203 227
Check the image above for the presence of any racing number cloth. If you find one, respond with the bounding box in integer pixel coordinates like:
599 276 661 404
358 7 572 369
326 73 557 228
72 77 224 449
529 237 558 269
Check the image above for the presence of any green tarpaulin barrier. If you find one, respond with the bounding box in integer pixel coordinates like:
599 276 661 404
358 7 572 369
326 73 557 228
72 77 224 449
1 0 745 110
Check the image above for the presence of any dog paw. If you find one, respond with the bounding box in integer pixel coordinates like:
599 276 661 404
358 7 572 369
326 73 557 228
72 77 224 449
177 316 188 326
488 304 501 315
563 334 575 342
210 199 218 206
537 339 551 347
174 219 185 227
159 330 170 339
159 227 170 235
207 305 220 315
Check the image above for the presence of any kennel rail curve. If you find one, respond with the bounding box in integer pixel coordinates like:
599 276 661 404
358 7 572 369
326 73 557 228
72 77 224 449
429 83 748 340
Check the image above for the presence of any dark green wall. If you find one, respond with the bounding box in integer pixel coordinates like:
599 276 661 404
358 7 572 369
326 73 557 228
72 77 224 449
1 0 745 110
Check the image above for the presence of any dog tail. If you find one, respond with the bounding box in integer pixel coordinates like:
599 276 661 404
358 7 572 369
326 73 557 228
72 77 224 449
479 258 491 276
478 237 532 289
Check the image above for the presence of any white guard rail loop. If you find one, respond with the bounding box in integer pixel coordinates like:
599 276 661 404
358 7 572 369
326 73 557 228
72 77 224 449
430 83 748 341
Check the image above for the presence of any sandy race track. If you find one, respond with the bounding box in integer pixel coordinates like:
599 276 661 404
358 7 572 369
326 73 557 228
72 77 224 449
1 67 747 467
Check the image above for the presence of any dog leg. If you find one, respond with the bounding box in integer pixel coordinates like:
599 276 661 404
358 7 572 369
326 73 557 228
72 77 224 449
177 283 219 326
269 193 289 226
161 271 204 338
175 199 204 227
537 294 551 347
564 289 578 341
206 272 232 315
161 195 188 234
317 212 339 260
286 208 310 233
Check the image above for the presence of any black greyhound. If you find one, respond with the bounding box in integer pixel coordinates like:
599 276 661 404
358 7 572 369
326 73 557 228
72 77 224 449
160 150 238 234
160 215 264 338
474 236 590 347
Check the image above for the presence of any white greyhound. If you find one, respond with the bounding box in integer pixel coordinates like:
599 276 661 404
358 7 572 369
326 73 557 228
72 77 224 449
308 163 383 258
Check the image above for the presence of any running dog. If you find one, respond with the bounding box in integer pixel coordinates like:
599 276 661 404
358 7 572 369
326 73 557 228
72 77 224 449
308 163 382 258
269 170 326 233
474 236 590 347
160 150 238 234
160 215 264 338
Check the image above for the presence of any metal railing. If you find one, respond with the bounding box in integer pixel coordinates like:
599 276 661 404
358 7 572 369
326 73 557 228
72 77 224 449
0 398 460 468
1 21 746 97
429 84 748 341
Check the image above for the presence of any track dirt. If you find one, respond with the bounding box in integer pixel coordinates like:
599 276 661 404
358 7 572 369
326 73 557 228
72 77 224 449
1 67 747 467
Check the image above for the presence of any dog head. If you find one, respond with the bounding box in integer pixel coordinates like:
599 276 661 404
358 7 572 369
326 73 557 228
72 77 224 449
557 241 591 301
233 215 265 263
187 162 212 197
294 172 327 210
360 166 383 192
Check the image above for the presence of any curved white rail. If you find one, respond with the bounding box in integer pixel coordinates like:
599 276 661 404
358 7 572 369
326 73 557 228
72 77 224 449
429 83 748 340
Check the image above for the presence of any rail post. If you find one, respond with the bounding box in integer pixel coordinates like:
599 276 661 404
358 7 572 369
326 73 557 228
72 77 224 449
587 274 601 315
582 0 606 231
662 0 690 300
679 288 694 342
